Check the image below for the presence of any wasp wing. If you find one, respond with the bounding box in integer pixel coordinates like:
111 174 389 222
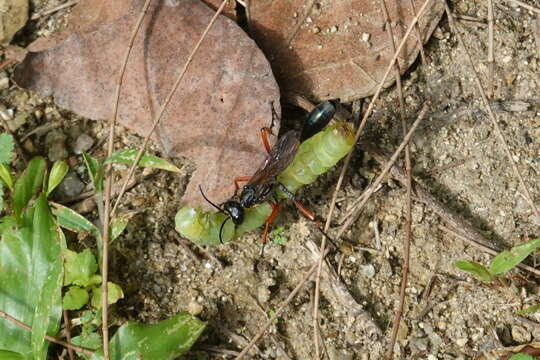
247 130 300 187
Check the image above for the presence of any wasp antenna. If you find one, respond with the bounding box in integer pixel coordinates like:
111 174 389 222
219 217 230 244
199 185 225 213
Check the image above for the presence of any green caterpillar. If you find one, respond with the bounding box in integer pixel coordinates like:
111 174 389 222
175 121 355 245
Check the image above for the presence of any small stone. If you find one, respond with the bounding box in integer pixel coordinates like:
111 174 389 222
455 337 468 347
0 0 29 44
313 26 321 34
187 300 204 316
361 32 370 42
45 129 68 161
73 133 95 154
53 170 85 200
511 325 532 343
257 285 271 303
409 337 428 352
22 138 36 154
0 74 9 90
359 264 376 278
330 25 338 33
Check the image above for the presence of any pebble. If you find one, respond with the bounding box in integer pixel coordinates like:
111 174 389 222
53 170 85 200
455 337 468 347
257 285 271 303
511 325 531 343
45 129 68 161
409 337 428 352
361 32 370 42
359 264 376 278
73 133 94 154
0 74 9 90
187 300 204 316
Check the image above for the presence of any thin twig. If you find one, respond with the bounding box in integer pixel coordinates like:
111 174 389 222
380 0 413 357
100 1 152 358
444 3 540 223
311 1 434 356
503 0 540 15
31 0 79 20
408 0 427 64
0 108 29 164
487 0 495 98
0 311 94 356
337 103 430 240
63 310 75 360
110 0 229 219
250 297 292 360
235 250 328 359
439 225 540 277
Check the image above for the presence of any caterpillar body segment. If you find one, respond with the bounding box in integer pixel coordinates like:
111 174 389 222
175 203 272 245
175 121 355 245
276 122 355 197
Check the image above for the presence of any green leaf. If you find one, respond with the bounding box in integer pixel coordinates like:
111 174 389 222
110 211 135 242
0 133 15 163
12 157 46 221
106 149 181 173
30 194 64 359
0 350 25 360
516 304 540 315
0 182 4 213
454 260 494 282
509 354 535 360
47 161 69 196
490 238 540 275
90 313 205 360
0 195 64 359
0 162 13 190
91 282 124 308
82 153 104 193
72 331 102 351
52 203 101 240
63 286 90 310
63 249 99 287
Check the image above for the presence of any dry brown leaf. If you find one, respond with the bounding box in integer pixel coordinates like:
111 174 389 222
248 0 444 102
14 0 280 208
202 0 237 20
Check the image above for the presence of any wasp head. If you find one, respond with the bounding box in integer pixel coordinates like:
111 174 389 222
223 201 244 225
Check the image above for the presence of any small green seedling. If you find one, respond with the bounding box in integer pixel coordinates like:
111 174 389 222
455 237 540 282
0 134 204 359
509 353 535 360
270 226 288 244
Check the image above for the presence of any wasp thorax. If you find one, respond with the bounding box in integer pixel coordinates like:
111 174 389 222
239 185 257 208
223 201 244 225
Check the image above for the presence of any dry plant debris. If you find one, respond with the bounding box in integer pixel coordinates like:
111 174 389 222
13 0 280 208
248 0 444 102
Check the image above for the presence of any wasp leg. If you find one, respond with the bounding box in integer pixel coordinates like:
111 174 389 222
260 127 273 153
262 201 282 243
260 101 281 153
277 183 339 249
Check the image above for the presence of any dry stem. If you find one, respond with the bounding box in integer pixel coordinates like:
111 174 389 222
380 0 413 357
0 311 94 356
100 1 152 357
487 0 495 98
